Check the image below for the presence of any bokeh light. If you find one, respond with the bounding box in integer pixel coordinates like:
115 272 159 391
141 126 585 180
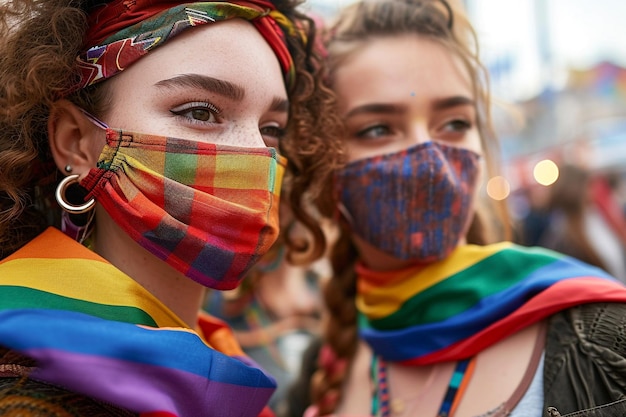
533 159 560 186
486 175 511 200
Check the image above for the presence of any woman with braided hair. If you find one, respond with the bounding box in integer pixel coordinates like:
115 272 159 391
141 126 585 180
288 0 626 416
0 0 342 415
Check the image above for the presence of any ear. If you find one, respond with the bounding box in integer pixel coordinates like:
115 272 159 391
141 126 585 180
48 100 104 179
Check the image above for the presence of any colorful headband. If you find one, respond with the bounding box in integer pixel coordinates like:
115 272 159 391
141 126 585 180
76 1 298 91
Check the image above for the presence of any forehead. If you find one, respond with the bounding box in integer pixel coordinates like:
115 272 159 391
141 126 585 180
333 35 473 108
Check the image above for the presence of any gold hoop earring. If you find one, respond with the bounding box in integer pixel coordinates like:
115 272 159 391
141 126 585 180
55 174 95 214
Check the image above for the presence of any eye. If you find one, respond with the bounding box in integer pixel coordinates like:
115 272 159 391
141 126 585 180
260 124 287 149
442 119 472 133
170 102 221 124
261 125 286 140
355 124 392 140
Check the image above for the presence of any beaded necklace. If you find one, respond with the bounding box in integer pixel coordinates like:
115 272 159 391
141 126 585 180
371 356 476 417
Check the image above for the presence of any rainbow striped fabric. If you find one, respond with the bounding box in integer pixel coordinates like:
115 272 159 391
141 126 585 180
357 242 626 366
0 227 276 416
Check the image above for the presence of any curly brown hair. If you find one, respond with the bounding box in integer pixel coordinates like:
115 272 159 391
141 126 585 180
0 0 344 260
306 0 506 414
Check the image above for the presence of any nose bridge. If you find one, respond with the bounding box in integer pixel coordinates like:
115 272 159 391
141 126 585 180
409 118 431 145
231 118 266 148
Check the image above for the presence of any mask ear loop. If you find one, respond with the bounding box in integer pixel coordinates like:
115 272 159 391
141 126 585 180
78 108 110 130
336 202 355 229
333 173 356 229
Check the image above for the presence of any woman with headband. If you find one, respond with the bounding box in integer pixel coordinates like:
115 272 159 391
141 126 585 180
288 0 626 416
0 0 342 416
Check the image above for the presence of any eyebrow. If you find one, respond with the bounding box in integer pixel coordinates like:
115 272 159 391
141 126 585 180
345 103 406 119
155 74 245 101
269 96 290 113
345 96 476 119
432 96 476 111
154 73 289 113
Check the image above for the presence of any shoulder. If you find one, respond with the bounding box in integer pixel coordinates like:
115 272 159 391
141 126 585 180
546 302 626 355
544 302 626 414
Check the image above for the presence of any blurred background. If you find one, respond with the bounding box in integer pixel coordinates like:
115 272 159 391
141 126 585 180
466 0 626 202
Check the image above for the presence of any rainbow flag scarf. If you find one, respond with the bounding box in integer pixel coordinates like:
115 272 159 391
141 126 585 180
357 242 626 366
0 227 276 417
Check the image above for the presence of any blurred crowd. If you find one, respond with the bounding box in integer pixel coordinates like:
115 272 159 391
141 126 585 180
515 165 626 282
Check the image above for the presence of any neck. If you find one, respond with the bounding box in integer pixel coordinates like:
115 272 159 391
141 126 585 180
93 208 206 327
355 242 420 271
351 234 467 272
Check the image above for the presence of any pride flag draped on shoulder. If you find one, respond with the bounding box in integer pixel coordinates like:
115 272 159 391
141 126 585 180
0 227 276 417
357 242 626 365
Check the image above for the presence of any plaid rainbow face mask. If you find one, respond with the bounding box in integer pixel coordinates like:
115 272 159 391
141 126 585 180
80 117 286 290
335 141 480 262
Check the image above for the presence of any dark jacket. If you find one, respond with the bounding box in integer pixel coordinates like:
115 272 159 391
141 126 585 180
544 302 626 416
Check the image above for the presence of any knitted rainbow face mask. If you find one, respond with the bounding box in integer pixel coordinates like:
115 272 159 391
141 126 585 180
335 141 480 262
79 116 286 290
